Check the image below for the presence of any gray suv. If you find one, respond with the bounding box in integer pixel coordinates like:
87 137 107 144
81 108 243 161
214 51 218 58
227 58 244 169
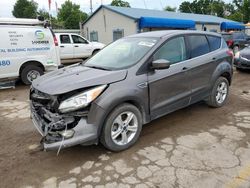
30 30 233 152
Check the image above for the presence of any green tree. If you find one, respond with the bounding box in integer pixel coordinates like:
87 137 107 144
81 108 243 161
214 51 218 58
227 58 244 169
164 6 177 12
179 0 234 18
111 0 131 7
12 0 38 18
57 0 88 29
226 0 250 23
179 1 193 13
227 12 244 22
37 9 50 20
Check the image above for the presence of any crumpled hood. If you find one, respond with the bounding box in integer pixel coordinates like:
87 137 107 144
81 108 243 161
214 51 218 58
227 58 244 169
32 64 127 95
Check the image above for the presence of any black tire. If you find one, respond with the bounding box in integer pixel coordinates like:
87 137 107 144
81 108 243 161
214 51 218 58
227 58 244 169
206 77 229 108
100 103 142 152
20 65 43 85
236 67 243 72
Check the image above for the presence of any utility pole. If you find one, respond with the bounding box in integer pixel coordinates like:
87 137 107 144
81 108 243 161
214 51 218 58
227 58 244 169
90 0 93 14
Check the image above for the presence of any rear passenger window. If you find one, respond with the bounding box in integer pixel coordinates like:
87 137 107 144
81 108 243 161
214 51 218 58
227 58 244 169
188 35 210 58
60 35 71 44
207 36 221 51
154 37 187 64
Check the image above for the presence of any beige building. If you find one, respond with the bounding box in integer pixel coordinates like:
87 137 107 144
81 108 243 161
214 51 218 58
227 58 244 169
82 5 244 45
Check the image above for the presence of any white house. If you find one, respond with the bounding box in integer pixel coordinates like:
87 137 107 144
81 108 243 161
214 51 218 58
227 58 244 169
82 5 245 44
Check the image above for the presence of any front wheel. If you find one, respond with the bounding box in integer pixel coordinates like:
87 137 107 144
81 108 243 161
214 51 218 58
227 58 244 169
100 103 142 152
206 77 229 108
21 65 43 85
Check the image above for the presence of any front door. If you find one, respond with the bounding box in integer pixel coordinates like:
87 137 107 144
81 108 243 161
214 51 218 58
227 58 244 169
148 36 191 120
71 35 92 58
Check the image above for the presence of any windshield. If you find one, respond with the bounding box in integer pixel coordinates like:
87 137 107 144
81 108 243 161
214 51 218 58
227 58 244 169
85 37 158 70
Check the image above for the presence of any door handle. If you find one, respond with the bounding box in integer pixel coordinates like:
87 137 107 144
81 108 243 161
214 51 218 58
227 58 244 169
212 57 217 61
60 46 64 48
182 67 189 71
74 45 79 47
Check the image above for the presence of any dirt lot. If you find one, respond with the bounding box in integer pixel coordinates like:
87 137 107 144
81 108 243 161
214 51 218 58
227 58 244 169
0 70 250 188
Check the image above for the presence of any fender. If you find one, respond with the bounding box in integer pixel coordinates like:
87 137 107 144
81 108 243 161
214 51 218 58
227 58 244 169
89 84 150 137
210 61 233 89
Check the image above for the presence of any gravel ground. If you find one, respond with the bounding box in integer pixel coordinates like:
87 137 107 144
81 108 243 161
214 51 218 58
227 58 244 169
0 70 250 188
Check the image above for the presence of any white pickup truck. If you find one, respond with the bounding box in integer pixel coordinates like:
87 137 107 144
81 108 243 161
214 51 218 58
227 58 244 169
55 33 105 64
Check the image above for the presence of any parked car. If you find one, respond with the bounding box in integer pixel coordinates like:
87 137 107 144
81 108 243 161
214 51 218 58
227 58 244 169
234 46 250 70
30 30 233 152
0 18 60 85
55 33 105 64
221 32 250 53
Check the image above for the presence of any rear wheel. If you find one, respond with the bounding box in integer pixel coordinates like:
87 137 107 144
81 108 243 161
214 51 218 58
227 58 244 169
100 103 142 152
206 77 229 108
21 65 43 85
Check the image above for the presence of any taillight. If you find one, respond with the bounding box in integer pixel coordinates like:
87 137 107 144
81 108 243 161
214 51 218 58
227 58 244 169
227 50 234 59
227 40 233 47
53 36 58 46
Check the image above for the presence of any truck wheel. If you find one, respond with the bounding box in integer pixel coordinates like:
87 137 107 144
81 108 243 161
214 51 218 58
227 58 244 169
100 103 142 152
206 77 229 108
21 65 43 85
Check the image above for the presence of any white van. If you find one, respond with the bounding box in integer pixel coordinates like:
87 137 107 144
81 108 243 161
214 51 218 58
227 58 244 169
0 18 60 85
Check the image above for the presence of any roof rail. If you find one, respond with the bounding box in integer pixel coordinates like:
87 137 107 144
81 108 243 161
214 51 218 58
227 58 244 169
0 18 43 25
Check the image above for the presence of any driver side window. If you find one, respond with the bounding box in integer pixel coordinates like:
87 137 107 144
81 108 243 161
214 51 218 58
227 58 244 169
154 37 187 64
72 35 88 44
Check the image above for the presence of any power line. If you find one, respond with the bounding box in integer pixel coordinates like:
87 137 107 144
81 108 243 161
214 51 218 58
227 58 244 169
159 0 164 9
90 0 93 14
142 0 147 9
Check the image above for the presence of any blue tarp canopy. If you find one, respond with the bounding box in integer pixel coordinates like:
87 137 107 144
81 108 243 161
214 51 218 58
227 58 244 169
139 17 196 29
220 22 245 30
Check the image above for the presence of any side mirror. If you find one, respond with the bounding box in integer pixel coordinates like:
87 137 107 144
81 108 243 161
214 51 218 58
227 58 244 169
152 59 171 70
58 64 64 69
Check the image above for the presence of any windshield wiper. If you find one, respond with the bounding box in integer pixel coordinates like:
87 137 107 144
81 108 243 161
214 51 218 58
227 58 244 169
85 65 111 71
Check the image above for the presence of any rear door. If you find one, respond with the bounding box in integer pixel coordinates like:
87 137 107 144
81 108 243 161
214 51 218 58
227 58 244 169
71 34 93 58
187 34 222 103
148 36 191 120
58 34 74 59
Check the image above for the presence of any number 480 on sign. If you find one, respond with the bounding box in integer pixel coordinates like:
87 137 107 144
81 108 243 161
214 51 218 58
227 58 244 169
0 60 11 66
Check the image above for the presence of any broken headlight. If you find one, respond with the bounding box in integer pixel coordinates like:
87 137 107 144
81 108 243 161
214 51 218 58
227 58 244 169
58 85 107 113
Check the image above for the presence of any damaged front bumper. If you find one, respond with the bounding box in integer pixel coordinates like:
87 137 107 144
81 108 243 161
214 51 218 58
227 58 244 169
30 102 100 151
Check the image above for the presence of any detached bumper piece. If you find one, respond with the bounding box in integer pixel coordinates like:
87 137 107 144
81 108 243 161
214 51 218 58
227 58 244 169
30 88 98 151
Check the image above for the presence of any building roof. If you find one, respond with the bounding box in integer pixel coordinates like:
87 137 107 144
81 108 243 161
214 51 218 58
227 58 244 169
83 5 238 25
127 30 221 38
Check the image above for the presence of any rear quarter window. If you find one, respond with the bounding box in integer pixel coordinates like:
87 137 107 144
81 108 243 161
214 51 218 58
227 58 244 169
207 35 221 51
187 35 210 58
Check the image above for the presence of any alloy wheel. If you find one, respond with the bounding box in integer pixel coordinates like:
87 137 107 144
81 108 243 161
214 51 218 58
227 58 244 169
111 111 138 146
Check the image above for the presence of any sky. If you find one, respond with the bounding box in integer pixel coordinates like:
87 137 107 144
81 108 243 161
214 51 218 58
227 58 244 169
0 0 193 17
0 0 232 18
